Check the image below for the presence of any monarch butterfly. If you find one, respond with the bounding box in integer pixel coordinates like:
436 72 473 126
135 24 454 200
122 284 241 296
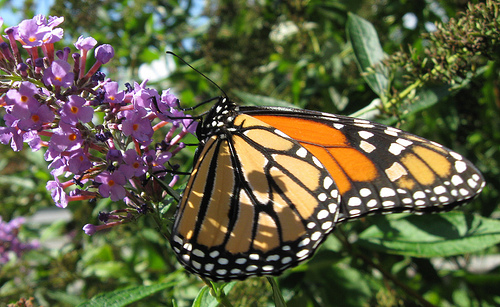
170 96 485 281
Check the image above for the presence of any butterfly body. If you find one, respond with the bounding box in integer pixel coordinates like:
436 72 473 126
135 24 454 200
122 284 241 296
171 97 485 281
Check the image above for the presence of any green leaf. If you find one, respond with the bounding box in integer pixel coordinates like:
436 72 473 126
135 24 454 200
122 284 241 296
78 282 176 307
346 13 389 98
82 262 132 279
380 85 452 125
232 90 298 108
267 277 287 307
192 282 237 307
357 212 500 257
192 286 216 307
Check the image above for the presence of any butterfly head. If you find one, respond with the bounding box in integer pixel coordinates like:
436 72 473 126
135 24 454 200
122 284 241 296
196 97 238 142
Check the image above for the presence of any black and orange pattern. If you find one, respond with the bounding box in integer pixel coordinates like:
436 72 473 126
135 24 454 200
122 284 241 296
170 98 485 281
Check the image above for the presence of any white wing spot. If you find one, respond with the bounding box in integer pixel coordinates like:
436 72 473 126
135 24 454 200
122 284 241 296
439 196 450 203
415 200 427 207
354 119 370 124
349 209 361 215
318 193 327 201
298 238 311 247
366 199 378 207
235 258 247 264
455 161 467 173
328 203 338 213
389 143 405 155
380 187 396 197
354 123 375 128
348 197 362 207
249 254 259 260
451 175 464 185
358 131 374 139
360 188 372 197
311 231 322 241
296 249 309 258
262 265 274 271
173 235 183 245
396 138 413 147
384 128 399 136
246 265 258 272
433 186 447 195
192 249 205 258
296 147 308 158
216 269 228 275
324 177 334 189
459 188 470 196
331 189 339 199
317 209 330 220
266 255 280 261
413 191 426 199
281 257 292 264
192 260 202 269
312 156 323 168
382 200 395 207
468 178 478 188
205 263 214 271
209 251 219 258
360 140 376 153
449 151 463 160
333 123 344 129
321 221 333 230
218 258 229 265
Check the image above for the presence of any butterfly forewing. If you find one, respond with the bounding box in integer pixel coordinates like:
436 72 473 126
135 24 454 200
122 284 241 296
242 106 485 222
171 113 340 281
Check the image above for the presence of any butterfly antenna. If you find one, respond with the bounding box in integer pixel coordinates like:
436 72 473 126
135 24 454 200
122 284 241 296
166 51 227 98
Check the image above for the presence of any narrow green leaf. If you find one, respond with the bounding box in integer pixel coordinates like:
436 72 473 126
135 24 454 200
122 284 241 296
346 13 389 98
233 90 298 108
78 282 176 307
357 212 500 257
267 277 287 307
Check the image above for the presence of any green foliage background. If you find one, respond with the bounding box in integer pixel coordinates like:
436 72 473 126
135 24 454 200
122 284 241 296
1 0 499 306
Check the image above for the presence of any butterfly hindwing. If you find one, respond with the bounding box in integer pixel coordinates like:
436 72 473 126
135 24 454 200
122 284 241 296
171 112 340 280
242 106 485 222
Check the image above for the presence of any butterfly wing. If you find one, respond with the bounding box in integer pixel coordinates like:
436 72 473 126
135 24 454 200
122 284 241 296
241 106 485 222
171 113 340 280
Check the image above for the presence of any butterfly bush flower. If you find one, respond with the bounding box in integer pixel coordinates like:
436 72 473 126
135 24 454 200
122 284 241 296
0 15 197 235
0 216 39 263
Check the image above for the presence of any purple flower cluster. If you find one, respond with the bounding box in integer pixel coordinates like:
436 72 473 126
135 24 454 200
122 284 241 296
0 15 197 235
0 217 39 263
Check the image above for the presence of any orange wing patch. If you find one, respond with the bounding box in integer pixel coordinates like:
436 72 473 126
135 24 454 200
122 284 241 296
254 115 379 194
